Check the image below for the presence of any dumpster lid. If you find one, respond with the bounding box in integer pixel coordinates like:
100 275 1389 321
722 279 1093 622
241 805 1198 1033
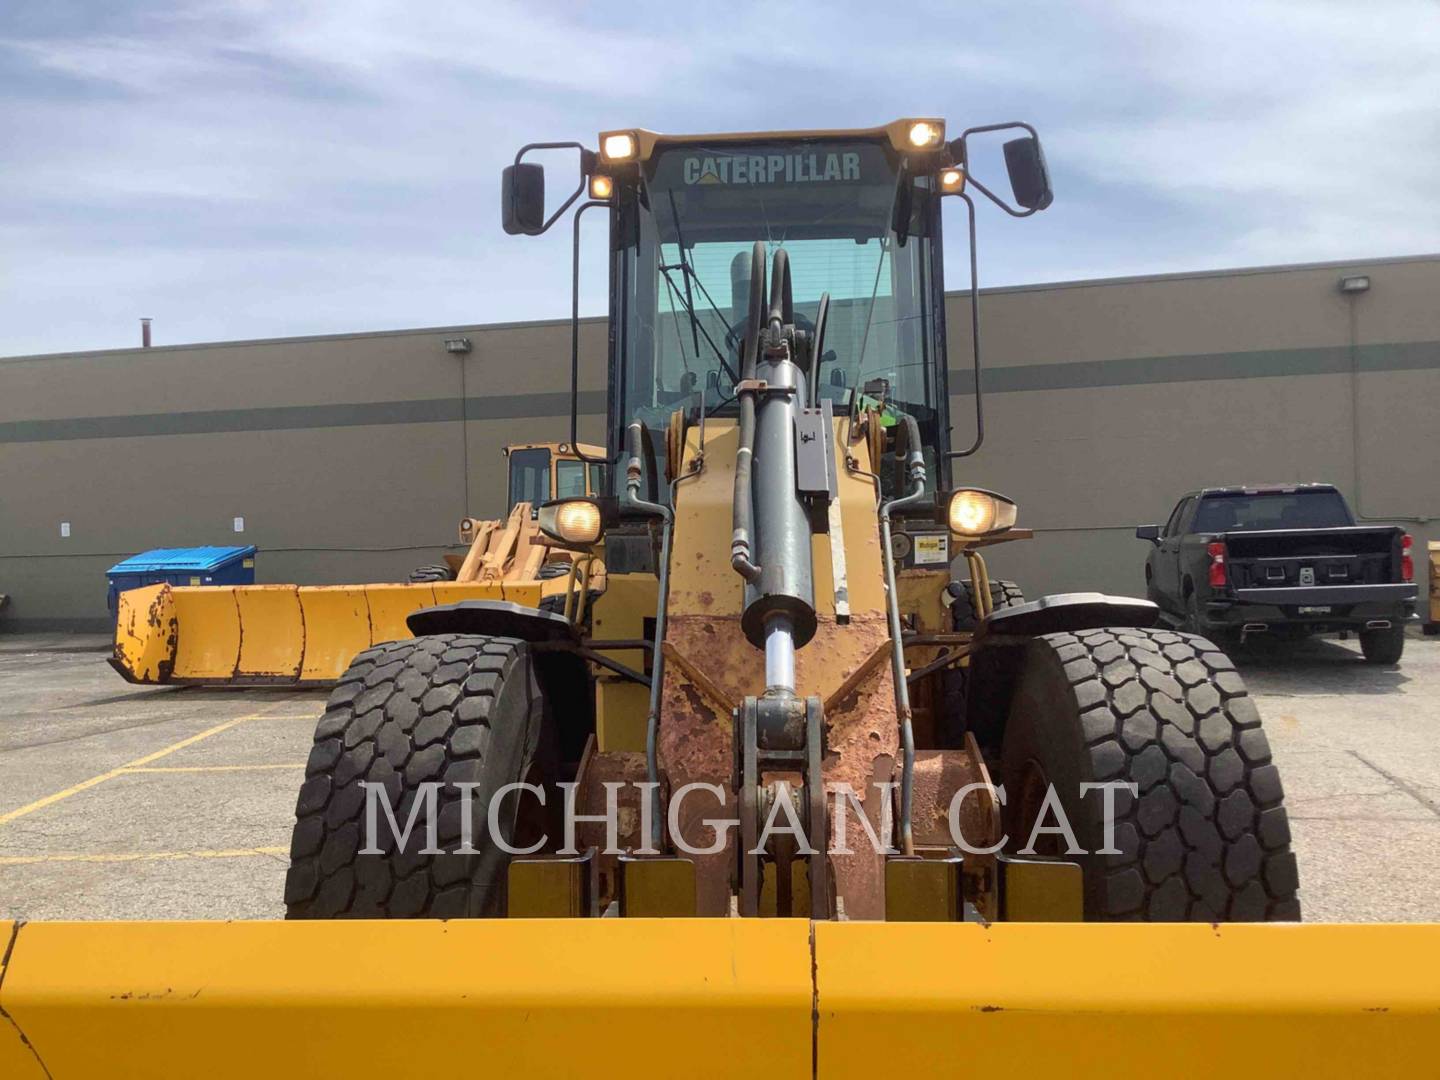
107 546 257 576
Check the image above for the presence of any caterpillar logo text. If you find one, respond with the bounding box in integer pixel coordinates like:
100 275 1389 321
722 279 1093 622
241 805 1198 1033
683 151 862 185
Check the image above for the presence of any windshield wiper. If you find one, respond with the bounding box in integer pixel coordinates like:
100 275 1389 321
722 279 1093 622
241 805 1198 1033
667 190 705 363
658 261 740 386
656 189 741 387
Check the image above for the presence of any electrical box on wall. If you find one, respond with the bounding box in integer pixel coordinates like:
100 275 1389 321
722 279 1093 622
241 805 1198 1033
233 517 245 533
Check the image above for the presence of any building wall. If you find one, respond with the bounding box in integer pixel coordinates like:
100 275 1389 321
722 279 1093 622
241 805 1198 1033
2 255 1436 630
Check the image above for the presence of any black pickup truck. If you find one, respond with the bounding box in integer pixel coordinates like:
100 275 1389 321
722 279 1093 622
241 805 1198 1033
1137 484 1417 663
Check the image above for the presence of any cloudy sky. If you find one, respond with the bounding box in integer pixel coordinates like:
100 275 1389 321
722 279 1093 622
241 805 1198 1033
2 1 1438 357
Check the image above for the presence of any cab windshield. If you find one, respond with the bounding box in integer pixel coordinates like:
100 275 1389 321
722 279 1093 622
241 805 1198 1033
613 138 945 492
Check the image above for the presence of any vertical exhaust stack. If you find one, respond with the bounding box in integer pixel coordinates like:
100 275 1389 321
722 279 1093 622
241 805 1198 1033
140 318 153 348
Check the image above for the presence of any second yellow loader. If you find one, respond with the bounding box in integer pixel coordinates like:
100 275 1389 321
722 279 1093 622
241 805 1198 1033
109 440 604 685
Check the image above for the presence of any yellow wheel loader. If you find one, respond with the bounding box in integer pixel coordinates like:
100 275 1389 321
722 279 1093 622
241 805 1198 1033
8 118 1439 1078
108 440 605 685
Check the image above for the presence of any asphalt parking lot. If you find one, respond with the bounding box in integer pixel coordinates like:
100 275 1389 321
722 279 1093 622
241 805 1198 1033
1 629 1437 922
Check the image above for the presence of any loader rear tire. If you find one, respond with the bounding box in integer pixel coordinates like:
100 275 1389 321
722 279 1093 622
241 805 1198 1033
949 578 1025 631
1001 627 1300 922
408 564 455 583
284 633 548 919
941 579 1026 742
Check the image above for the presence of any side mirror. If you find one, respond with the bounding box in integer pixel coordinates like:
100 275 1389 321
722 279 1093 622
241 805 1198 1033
502 163 546 235
1002 136 1053 211
1135 524 1161 544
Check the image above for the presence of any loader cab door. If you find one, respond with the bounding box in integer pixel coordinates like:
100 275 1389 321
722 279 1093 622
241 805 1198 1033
507 447 552 514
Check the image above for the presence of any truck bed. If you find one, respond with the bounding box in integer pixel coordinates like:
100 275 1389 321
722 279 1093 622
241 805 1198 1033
1222 526 1400 590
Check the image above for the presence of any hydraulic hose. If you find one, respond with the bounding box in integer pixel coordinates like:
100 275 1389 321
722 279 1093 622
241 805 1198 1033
623 421 674 851
878 414 928 856
768 246 794 333
808 293 830 408
731 241 767 585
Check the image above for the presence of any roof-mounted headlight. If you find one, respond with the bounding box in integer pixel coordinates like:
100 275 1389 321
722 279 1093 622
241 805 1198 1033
906 120 945 149
600 131 638 163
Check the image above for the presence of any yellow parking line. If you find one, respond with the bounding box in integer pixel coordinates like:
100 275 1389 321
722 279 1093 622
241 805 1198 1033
0 846 288 866
121 763 307 773
0 709 288 826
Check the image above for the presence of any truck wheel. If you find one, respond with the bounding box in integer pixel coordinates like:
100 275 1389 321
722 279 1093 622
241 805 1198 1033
1144 569 1160 606
285 634 548 919
408 564 455 583
1359 625 1405 665
1183 590 1205 634
1001 627 1300 922
949 578 1025 631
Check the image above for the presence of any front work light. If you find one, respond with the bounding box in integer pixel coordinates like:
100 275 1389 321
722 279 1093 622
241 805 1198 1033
538 498 604 549
600 132 638 162
939 168 965 193
588 174 614 200
907 120 944 149
947 488 1018 538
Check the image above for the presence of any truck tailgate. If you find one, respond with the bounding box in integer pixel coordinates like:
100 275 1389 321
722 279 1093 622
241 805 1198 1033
1223 526 1402 591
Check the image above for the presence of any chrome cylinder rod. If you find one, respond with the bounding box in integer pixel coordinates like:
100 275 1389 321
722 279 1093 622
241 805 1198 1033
764 613 796 693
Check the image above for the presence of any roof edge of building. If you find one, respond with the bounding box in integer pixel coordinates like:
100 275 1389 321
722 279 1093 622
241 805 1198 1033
6 251 1438 364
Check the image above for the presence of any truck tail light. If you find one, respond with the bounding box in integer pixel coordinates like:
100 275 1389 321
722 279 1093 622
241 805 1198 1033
1401 533 1414 582
1207 541 1227 589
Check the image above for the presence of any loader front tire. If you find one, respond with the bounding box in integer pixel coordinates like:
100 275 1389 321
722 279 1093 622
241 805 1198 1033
284 633 548 919
1001 627 1300 922
408 564 455 583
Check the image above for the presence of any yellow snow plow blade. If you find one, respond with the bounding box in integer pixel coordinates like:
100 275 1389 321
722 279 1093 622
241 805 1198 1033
3 920 1439 1078
110 580 543 686
0 919 813 1079
816 921 1440 1076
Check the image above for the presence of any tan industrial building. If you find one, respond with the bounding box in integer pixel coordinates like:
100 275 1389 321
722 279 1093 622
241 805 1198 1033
2 253 1436 631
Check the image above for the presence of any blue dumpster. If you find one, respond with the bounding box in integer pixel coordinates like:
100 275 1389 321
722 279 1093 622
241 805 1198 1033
106 546 257 621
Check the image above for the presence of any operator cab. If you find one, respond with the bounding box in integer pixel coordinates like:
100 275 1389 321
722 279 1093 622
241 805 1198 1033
501 119 1053 507
609 129 948 492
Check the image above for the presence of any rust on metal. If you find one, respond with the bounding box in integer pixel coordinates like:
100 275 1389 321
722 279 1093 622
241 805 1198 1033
821 637 890 717
658 611 899 918
660 640 734 718
908 745 999 852
573 744 650 906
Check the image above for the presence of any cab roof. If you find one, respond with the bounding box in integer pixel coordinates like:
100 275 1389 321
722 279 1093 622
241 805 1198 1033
606 119 947 162
1189 483 1341 498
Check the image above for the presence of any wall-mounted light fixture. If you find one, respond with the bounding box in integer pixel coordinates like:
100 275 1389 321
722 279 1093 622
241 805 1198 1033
1338 275 1371 294
444 337 473 354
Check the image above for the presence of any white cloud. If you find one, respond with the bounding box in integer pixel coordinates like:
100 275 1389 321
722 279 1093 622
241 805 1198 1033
1055 0 1440 265
1 1 1437 356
